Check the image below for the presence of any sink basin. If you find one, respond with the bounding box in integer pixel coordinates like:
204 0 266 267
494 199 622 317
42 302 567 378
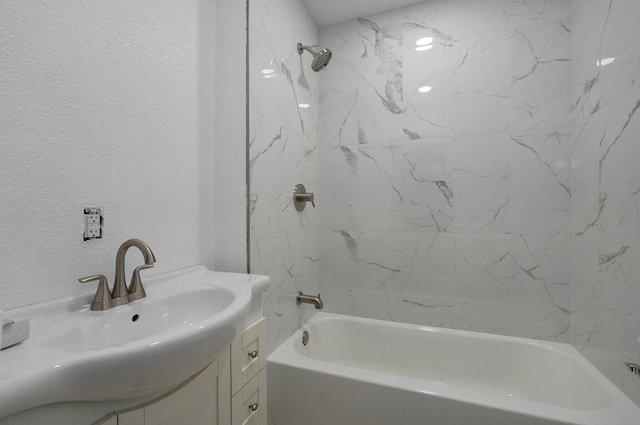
0 266 270 419
39 285 235 352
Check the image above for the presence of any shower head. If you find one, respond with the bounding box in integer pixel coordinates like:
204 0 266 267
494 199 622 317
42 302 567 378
297 43 332 72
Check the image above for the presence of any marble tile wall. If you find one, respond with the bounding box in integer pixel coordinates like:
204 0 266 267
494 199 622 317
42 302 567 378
317 0 573 341
570 0 640 405
248 0 321 352
250 0 640 407
250 0 640 404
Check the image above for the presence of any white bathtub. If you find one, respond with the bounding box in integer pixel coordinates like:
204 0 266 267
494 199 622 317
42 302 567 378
267 313 640 425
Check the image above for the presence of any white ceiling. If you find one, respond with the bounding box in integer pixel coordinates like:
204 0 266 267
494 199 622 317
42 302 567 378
303 0 426 26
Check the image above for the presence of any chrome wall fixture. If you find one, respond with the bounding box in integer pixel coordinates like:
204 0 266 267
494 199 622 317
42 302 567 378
293 184 315 211
297 42 332 72
296 292 323 309
79 239 156 311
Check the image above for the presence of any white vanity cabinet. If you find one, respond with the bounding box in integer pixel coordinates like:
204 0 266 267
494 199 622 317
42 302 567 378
95 318 266 425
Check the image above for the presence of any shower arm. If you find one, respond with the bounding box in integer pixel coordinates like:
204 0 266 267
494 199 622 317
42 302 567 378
297 43 315 56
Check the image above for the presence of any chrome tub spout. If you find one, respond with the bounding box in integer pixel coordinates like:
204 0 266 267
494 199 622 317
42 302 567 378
296 292 323 309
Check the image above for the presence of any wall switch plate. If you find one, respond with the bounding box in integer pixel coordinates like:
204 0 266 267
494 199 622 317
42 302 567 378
83 206 104 241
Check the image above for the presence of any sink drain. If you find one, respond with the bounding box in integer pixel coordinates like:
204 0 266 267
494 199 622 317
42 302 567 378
302 330 309 346
132 314 140 322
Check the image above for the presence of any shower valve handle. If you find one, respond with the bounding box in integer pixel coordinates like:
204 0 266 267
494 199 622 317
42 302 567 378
298 192 315 207
293 184 315 211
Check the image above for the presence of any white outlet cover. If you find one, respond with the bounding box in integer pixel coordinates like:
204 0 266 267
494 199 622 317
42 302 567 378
83 206 104 241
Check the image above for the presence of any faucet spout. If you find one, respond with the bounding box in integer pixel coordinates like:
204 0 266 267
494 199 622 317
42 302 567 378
296 292 324 310
112 239 156 306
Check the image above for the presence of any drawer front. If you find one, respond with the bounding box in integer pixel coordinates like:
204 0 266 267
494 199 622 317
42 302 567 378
231 368 267 425
231 317 266 395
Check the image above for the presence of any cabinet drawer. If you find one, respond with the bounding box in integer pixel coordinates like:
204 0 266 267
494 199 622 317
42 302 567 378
231 317 266 395
231 368 267 425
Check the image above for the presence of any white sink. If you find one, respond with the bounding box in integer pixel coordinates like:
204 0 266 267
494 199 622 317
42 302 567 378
0 266 270 418
38 285 235 352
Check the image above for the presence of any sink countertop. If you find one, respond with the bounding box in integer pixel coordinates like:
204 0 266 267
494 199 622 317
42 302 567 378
0 266 270 419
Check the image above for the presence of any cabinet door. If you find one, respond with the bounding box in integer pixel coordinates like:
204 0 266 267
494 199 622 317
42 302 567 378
102 417 119 425
114 346 231 425
231 317 266 396
118 409 144 425
93 414 120 425
145 352 227 425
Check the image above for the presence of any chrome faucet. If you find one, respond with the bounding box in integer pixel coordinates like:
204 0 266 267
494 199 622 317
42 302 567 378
112 239 156 305
79 239 156 311
297 292 324 309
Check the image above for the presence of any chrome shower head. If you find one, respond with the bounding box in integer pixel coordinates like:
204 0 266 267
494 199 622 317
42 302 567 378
297 43 332 72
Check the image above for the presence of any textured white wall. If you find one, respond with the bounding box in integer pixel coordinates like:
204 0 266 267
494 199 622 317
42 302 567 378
0 0 212 309
213 0 249 273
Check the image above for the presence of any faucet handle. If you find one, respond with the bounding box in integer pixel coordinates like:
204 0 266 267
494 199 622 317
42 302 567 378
78 275 113 311
127 264 154 302
293 184 316 210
